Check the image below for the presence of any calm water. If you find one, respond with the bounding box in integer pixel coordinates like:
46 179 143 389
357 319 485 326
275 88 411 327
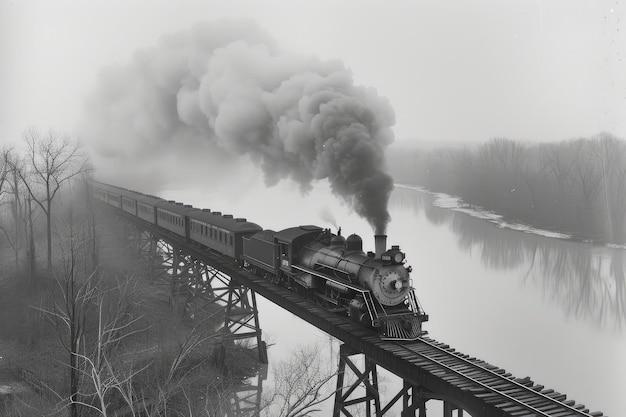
387 186 625 417
164 182 625 416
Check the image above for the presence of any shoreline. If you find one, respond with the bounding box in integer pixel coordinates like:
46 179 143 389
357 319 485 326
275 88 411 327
395 183 626 250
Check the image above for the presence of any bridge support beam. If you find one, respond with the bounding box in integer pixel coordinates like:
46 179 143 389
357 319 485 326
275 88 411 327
443 402 463 417
333 344 382 417
223 280 268 364
399 382 429 417
133 228 159 271
221 367 267 417
333 344 469 417
117 217 268 365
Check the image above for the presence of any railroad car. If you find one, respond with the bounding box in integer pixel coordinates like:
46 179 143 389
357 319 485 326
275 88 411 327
93 186 109 204
188 210 262 260
135 193 164 223
155 200 198 238
121 194 137 216
91 181 427 341
93 182 123 208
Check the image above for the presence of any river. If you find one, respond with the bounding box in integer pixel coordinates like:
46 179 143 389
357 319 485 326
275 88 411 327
163 181 625 416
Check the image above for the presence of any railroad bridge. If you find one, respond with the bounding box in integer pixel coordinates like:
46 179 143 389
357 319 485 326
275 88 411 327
98 196 605 417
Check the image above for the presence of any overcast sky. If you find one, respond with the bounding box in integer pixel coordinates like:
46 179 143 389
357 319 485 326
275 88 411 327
1 0 624 148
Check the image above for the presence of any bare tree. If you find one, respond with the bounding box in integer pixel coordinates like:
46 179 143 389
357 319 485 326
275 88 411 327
38 201 227 416
571 139 603 215
69 275 151 417
0 147 11 258
596 133 626 242
39 266 152 417
38 214 152 417
39 215 99 417
19 127 90 269
0 148 33 273
261 344 338 417
0 147 8 196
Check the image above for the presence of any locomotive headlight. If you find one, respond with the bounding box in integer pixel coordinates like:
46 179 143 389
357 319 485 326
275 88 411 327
393 252 405 263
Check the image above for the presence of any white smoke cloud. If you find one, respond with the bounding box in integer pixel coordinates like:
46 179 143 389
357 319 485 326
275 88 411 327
82 19 395 233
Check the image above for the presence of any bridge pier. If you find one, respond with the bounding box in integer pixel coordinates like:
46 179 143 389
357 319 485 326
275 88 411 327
132 228 159 271
333 344 382 417
334 343 433 417
443 402 463 417
116 215 268 364
220 367 267 417
223 280 268 363
333 344 471 417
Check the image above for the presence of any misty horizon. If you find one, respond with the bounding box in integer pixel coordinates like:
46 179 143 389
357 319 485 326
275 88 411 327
2 1 624 144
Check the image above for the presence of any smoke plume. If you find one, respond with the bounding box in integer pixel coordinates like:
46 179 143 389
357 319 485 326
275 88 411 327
318 206 338 230
83 20 395 233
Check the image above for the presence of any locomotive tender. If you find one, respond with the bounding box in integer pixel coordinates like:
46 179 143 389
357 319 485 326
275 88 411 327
92 181 428 341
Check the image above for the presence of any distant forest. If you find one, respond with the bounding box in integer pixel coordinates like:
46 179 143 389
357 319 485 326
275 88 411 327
388 133 626 244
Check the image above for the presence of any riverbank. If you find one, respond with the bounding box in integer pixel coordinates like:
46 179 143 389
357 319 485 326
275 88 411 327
396 183 626 249
389 136 626 247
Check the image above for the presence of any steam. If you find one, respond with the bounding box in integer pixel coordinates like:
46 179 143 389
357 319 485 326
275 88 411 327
83 20 395 233
319 206 338 230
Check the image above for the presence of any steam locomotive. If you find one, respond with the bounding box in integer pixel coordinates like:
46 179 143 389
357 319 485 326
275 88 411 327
92 181 428 340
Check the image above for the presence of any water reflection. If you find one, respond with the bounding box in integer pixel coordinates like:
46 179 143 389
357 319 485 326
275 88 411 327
391 186 626 328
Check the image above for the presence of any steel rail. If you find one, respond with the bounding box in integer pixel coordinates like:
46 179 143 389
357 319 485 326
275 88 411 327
393 340 557 416
409 337 595 417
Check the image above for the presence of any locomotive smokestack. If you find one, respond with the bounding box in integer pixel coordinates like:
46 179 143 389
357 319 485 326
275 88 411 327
375 235 387 259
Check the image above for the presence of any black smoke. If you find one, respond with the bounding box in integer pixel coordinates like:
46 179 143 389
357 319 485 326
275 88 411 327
82 20 395 233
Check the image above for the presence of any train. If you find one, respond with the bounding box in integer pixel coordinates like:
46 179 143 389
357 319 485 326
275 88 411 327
92 181 428 340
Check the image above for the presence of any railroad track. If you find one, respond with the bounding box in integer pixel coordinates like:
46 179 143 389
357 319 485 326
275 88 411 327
109 208 605 417
381 337 604 417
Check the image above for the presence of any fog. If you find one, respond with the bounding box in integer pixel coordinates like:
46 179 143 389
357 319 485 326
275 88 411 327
2 3 625 414
2 0 625 147
3 1 624 234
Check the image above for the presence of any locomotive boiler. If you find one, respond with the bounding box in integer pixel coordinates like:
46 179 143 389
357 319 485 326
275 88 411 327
243 226 428 340
298 234 411 307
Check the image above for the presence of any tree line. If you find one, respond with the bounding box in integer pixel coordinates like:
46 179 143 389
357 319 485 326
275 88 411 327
0 129 234 416
0 127 90 274
388 133 626 244
0 128 342 416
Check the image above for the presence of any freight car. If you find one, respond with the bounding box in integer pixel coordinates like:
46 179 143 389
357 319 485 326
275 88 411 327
91 181 427 340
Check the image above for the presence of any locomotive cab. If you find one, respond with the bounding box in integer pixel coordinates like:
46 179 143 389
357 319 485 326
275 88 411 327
274 225 324 273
